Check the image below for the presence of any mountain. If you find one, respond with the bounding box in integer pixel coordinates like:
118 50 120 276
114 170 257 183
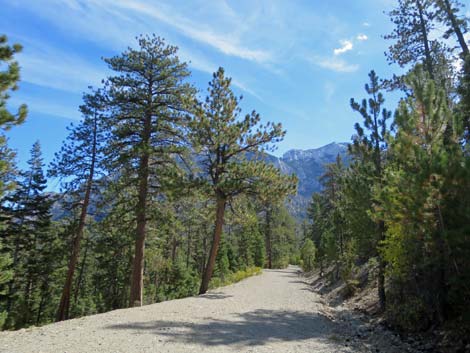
265 142 349 218
51 142 349 221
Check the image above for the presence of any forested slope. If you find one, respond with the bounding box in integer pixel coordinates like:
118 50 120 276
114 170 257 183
301 0 470 346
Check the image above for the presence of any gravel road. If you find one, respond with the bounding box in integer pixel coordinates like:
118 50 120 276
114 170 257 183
0 266 381 353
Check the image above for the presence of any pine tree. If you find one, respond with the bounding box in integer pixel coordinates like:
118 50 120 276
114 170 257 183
0 37 28 319
307 193 327 274
0 35 27 199
317 156 347 279
103 35 196 307
458 57 470 141
300 239 316 272
49 89 106 321
379 65 459 327
3 142 54 328
349 70 392 311
434 0 469 59
0 35 27 131
0 137 17 200
384 0 443 79
191 67 296 294
256 170 298 269
252 231 266 268
0 239 12 328
92 197 134 311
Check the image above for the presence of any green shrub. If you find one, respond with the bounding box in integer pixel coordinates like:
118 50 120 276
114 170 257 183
209 266 262 289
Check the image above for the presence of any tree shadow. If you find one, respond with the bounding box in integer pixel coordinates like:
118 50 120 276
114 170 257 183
198 292 233 300
106 309 345 347
264 269 300 278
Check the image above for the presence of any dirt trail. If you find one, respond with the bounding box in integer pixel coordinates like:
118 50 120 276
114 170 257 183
0 266 405 353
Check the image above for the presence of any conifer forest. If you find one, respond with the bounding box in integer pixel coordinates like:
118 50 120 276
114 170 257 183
1 0 470 350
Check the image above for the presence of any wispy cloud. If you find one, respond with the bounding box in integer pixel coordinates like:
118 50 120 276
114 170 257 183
7 33 107 94
334 40 353 55
312 56 359 73
5 0 268 100
10 95 81 121
4 0 371 111
357 34 368 41
231 78 264 102
17 49 105 93
106 0 272 63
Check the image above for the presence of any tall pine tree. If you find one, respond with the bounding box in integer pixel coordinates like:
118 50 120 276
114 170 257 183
103 35 196 307
49 90 106 321
349 70 392 310
191 67 296 294
3 142 54 328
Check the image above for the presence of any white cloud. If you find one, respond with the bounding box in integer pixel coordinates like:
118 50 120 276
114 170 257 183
10 95 81 121
357 34 368 41
15 39 106 93
108 0 272 63
313 57 358 73
5 0 368 104
334 40 353 55
363 22 371 27
5 0 269 99
231 78 264 102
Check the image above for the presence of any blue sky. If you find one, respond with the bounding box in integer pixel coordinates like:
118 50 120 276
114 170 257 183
2 0 404 172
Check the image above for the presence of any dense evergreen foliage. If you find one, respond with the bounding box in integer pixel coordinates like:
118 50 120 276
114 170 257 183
306 0 470 334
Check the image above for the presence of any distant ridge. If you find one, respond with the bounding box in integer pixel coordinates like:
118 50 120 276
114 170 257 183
265 142 349 218
51 142 350 221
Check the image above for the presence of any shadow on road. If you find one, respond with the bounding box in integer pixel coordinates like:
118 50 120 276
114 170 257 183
106 309 343 347
198 292 233 300
264 269 300 279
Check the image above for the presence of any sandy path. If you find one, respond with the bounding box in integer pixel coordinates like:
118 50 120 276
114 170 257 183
0 266 365 353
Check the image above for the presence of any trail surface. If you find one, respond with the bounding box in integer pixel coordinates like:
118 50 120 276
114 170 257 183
0 266 396 353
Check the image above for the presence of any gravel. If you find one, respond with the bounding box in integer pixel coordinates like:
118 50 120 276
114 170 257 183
0 266 400 353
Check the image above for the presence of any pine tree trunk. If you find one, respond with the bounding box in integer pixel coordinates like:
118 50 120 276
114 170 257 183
129 153 150 307
199 196 226 294
435 205 448 322
5 236 20 316
378 220 386 312
129 106 152 307
73 235 90 305
171 237 178 263
441 0 469 58
21 276 33 328
36 281 48 325
56 116 97 322
416 0 434 78
55 194 92 321
265 207 273 269
186 225 191 268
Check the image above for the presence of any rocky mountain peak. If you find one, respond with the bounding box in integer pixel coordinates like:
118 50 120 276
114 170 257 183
281 142 349 162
